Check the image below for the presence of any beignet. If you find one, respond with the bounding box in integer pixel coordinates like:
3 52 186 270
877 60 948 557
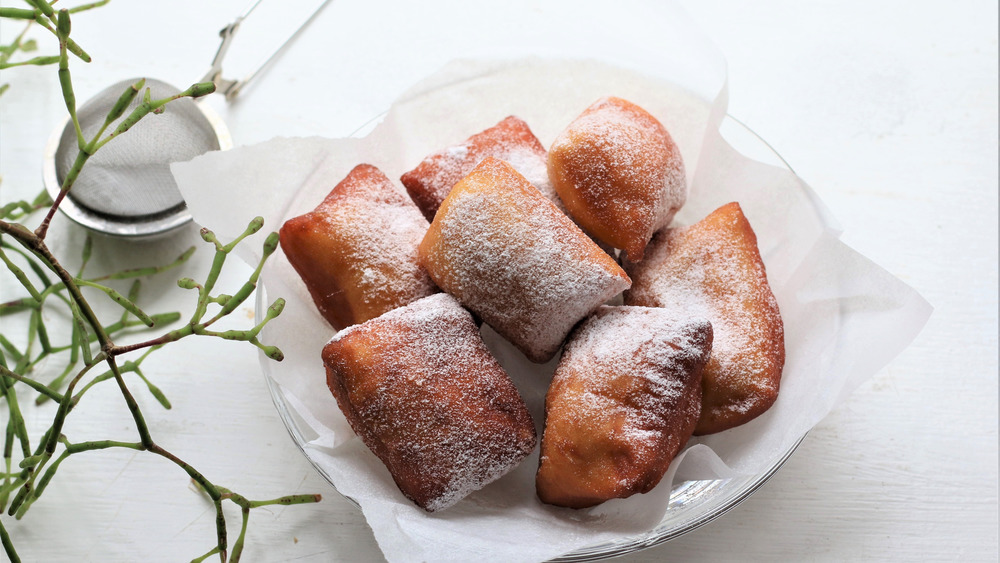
548 97 686 261
623 202 784 435
279 164 437 330
401 115 559 221
536 307 712 509
418 157 631 363
322 293 537 512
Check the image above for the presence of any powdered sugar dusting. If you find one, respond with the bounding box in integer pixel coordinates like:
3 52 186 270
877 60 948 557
548 97 686 260
536 307 712 507
400 116 561 220
280 164 437 329
560 308 712 440
624 203 784 433
420 158 631 363
325 293 536 511
324 201 431 303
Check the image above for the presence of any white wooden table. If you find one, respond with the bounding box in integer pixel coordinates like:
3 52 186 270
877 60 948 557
0 1 996 561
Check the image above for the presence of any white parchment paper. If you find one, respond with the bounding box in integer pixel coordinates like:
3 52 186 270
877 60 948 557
172 56 931 563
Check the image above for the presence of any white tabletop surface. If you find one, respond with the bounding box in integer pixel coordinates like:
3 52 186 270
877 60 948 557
0 1 996 561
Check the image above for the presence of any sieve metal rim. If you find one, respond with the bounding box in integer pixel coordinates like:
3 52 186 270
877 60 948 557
41 88 233 239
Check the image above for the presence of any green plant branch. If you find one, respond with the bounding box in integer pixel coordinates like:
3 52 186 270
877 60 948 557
67 0 112 15
0 4 318 560
0 192 53 222
0 7 36 20
0 248 42 302
0 379 30 462
0 54 59 69
191 546 222 563
0 366 63 402
89 244 197 282
1 239 54 288
0 517 17 563
110 223 282 359
1 214 298 559
75 278 154 327
1 2 92 62
23 0 54 19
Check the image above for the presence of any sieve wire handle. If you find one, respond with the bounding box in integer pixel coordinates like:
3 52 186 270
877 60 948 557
200 0 333 101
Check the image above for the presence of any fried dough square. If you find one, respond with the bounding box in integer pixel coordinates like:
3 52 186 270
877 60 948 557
624 202 785 435
279 164 437 330
536 306 712 508
548 97 687 261
322 293 537 512
400 115 559 221
418 157 631 363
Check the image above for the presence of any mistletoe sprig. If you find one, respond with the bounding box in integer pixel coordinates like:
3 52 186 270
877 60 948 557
0 2 320 562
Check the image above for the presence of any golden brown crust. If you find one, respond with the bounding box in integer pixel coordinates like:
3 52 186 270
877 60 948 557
400 116 557 221
323 294 537 512
623 202 784 435
536 307 712 508
418 157 631 363
279 164 437 330
548 97 686 261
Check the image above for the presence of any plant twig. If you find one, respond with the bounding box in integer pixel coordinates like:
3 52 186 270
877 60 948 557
0 4 318 559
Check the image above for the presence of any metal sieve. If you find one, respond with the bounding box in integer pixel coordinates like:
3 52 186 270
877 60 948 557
42 0 331 238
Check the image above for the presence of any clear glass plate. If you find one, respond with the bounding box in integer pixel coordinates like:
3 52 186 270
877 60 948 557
255 113 805 561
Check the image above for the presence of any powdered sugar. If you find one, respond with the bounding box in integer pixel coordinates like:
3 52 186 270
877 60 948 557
536 306 712 507
557 307 712 434
325 293 536 511
280 164 438 329
400 116 561 220
624 203 784 432
318 195 432 307
419 158 630 363
548 97 686 260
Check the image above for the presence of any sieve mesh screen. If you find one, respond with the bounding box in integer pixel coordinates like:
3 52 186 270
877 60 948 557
55 78 221 220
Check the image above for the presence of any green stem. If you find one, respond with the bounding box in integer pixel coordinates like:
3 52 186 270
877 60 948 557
0 335 23 365
75 278 153 327
0 366 64 402
106 357 153 448
0 240 54 289
6 355 104 516
0 7 35 19
24 0 54 19
0 55 60 68
229 506 250 563
68 0 111 15
191 546 221 563
33 141 86 241
147 444 227 559
63 440 144 455
245 493 323 508
88 245 196 282
17 440 144 518
56 15 82 151
0 248 42 302
93 84 215 153
30 12 91 62
0 516 19 563
34 360 76 405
